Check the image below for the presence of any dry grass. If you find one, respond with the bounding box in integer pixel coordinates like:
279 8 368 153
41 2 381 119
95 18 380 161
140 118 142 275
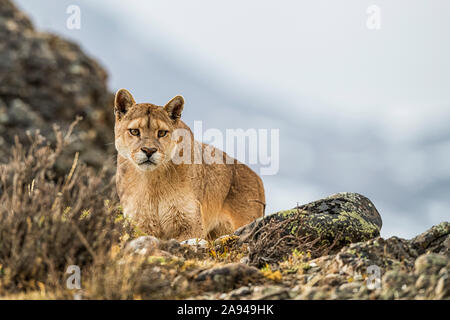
246 214 339 268
0 121 132 297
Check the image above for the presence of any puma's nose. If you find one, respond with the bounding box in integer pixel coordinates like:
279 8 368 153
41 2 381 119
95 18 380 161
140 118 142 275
141 147 157 158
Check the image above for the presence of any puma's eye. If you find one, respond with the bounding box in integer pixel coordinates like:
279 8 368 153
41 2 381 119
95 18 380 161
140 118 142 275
129 129 140 136
158 130 168 138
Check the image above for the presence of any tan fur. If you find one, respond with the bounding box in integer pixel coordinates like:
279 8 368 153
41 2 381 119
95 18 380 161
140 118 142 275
114 89 265 241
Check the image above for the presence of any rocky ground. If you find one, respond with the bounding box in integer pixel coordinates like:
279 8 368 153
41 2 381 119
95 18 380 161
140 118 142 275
121 197 449 300
0 0 448 300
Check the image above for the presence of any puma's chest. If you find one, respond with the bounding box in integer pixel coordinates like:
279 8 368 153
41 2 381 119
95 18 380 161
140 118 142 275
119 181 199 237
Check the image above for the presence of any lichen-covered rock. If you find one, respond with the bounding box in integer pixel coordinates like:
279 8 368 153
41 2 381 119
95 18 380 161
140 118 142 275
411 222 450 256
292 224 450 300
379 269 417 299
330 236 419 276
195 263 262 291
435 273 449 299
0 0 114 172
235 193 382 265
414 253 449 276
237 192 381 245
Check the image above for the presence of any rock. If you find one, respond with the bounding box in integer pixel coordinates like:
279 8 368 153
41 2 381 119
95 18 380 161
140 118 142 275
296 286 331 300
415 274 434 290
338 281 363 294
179 238 209 256
414 253 448 276
236 193 382 245
382 269 415 293
180 238 208 248
0 0 114 171
148 249 177 259
320 273 342 286
137 266 173 297
332 236 418 276
252 285 291 300
171 275 189 292
124 236 160 255
228 286 252 299
122 222 449 300
236 193 382 266
239 256 250 265
411 222 450 256
435 274 449 298
195 263 262 291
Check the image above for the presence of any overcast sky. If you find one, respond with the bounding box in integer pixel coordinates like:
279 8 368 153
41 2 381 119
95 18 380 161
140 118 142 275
14 0 450 238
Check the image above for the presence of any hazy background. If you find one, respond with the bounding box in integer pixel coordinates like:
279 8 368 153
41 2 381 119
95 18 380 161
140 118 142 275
14 0 450 238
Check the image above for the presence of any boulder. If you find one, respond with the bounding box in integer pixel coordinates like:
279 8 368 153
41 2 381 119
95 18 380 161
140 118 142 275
237 192 382 245
235 192 382 266
0 0 114 172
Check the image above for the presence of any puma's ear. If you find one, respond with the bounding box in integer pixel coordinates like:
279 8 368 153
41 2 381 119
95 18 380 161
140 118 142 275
164 95 184 121
114 89 135 118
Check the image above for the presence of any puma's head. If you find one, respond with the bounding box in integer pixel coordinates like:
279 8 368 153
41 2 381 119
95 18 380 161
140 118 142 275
114 88 186 171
